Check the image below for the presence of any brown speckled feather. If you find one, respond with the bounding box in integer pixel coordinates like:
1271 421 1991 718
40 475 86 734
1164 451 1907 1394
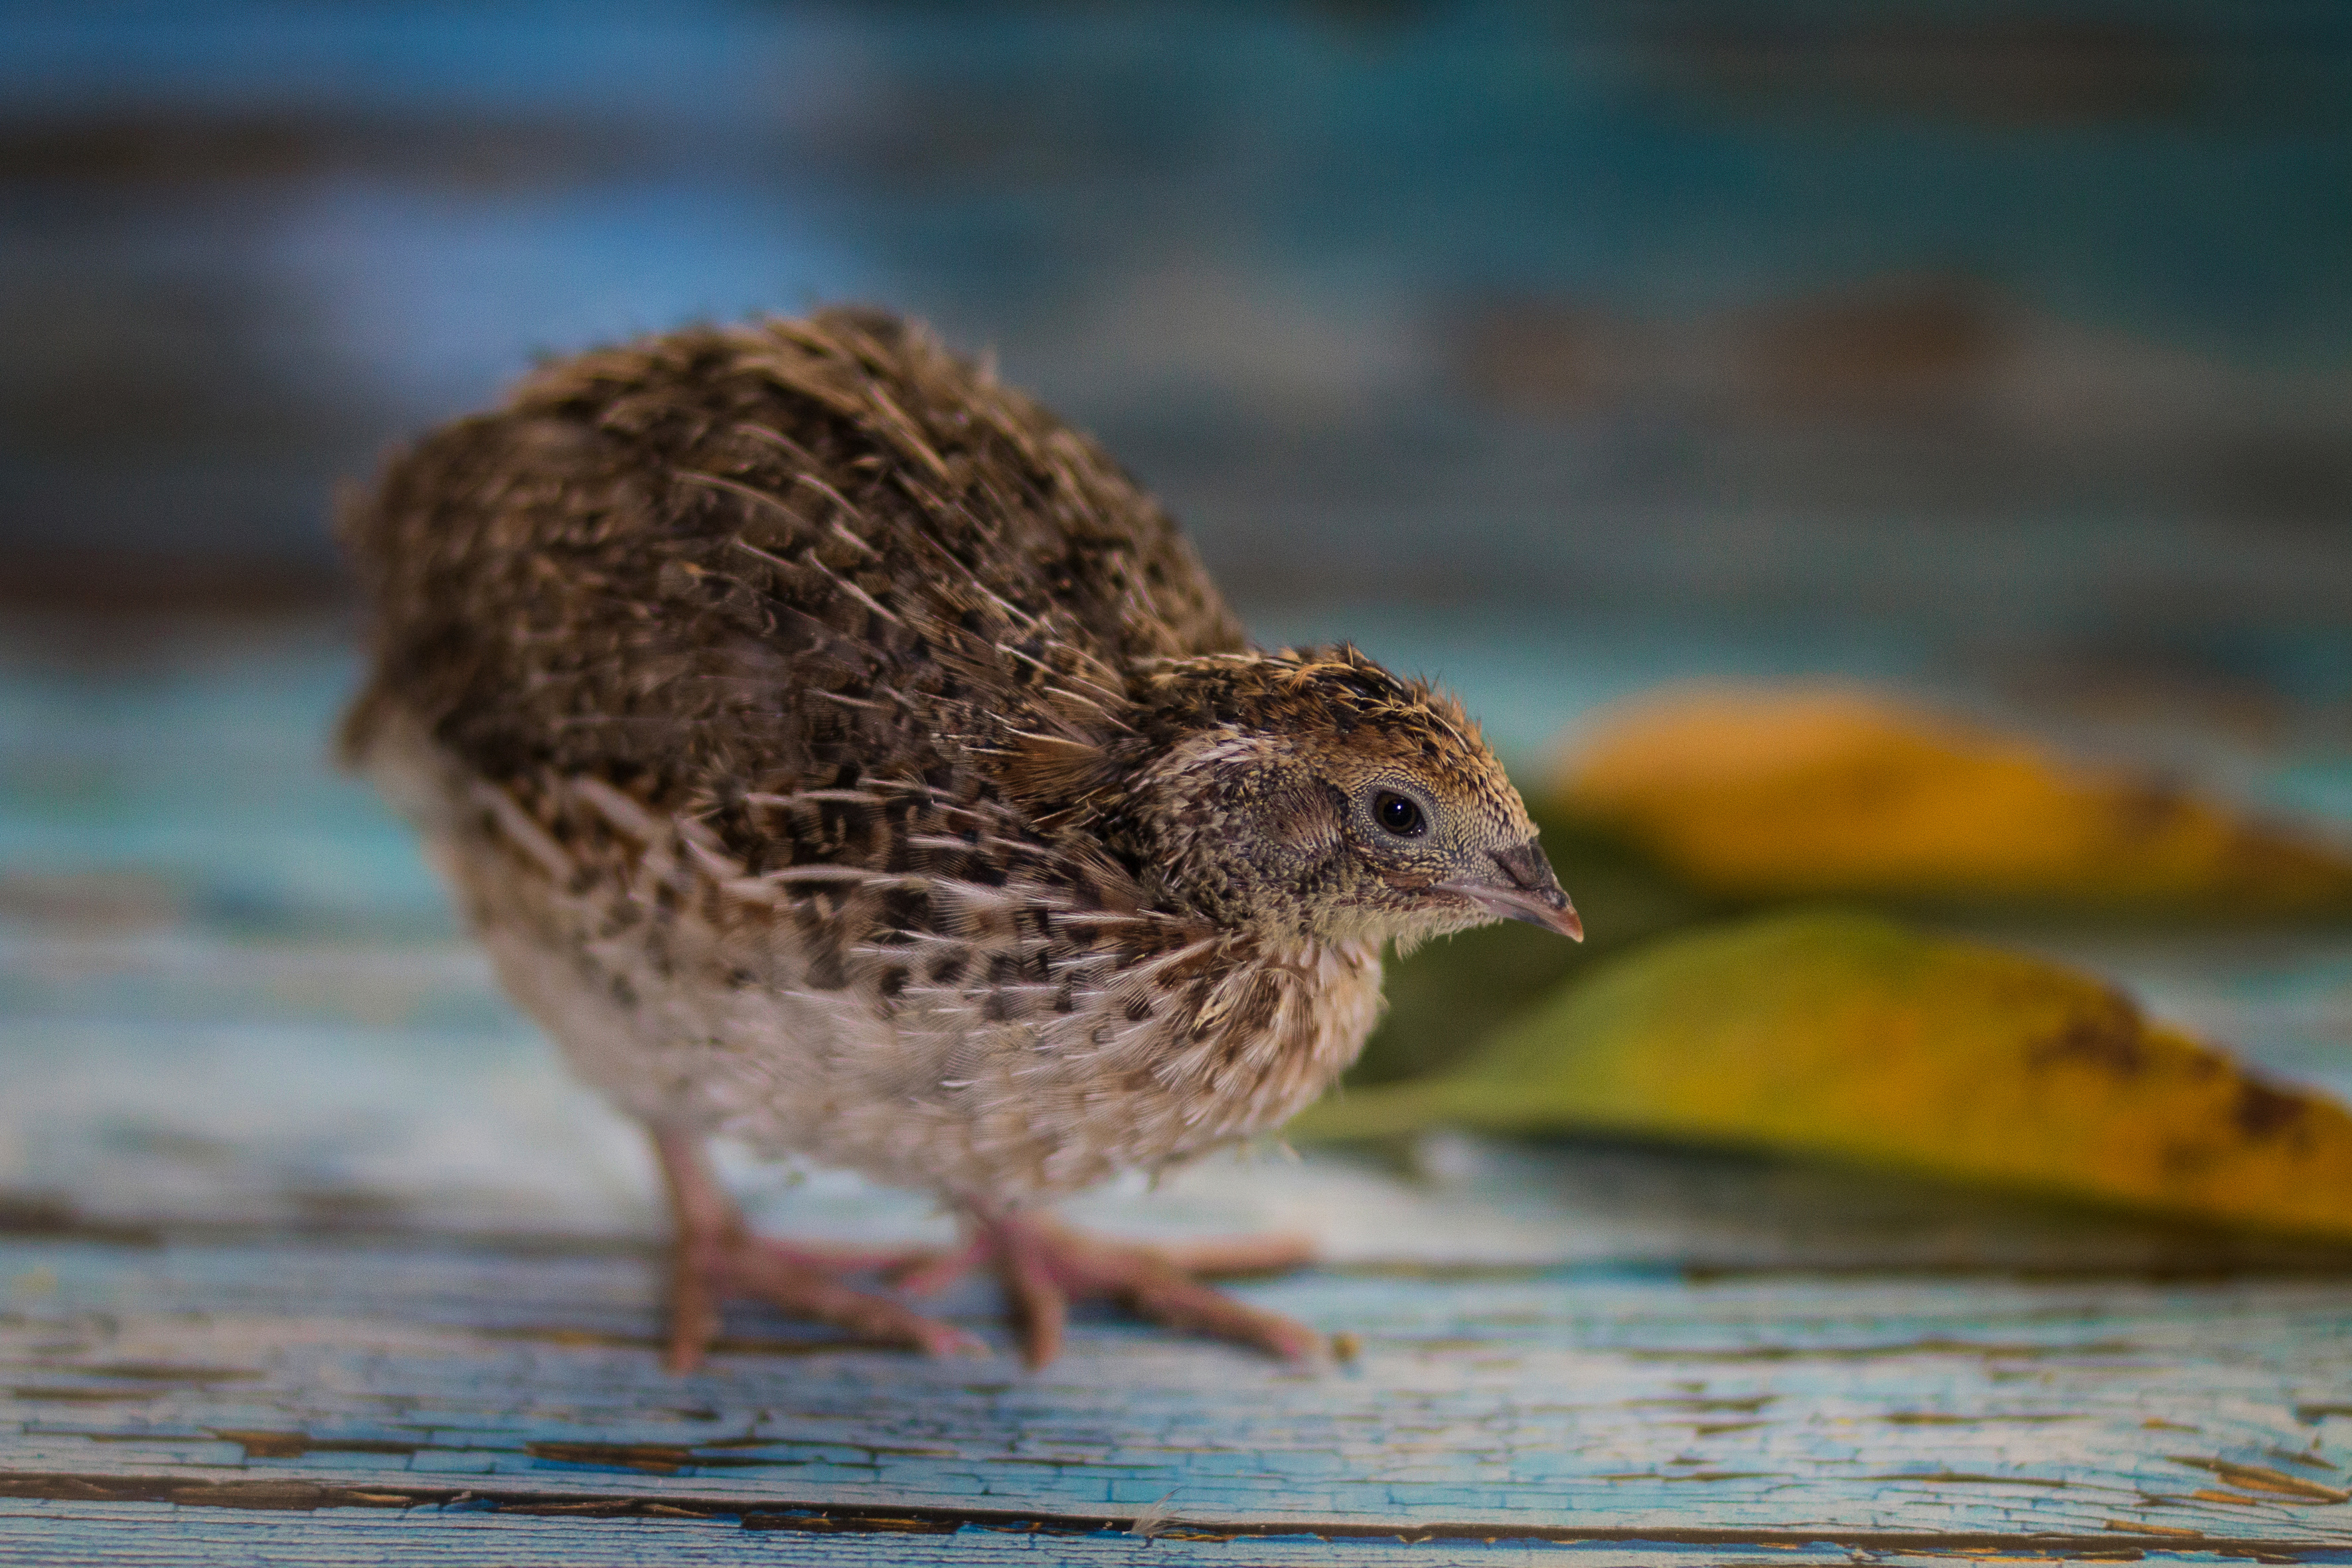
344 308 1241 803
342 309 1558 1206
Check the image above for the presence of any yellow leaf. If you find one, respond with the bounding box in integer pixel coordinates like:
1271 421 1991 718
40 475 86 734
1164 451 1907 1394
1552 685 2352 916
1296 910 2352 1239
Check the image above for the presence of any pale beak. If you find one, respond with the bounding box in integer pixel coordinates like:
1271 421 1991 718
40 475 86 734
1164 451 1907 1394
1437 841 1584 941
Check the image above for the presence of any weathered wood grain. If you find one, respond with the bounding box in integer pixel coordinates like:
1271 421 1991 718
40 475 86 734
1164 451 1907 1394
5 1228 2352 1548
7 625 2352 1560
32 1498 2323 1568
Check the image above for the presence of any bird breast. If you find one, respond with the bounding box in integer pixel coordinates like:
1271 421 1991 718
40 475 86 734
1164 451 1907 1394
380 716 1387 1204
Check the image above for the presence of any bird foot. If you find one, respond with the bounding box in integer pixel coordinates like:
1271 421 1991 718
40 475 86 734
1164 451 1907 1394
651 1128 981 1373
663 1228 982 1373
900 1213 1324 1368
649 1129 1318 1372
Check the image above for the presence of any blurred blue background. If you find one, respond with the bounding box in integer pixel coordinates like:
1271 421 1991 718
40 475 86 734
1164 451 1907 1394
3 0 2349 644
5 0 2352 1282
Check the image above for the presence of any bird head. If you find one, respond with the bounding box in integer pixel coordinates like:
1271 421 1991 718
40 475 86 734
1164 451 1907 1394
1097 647 1581 949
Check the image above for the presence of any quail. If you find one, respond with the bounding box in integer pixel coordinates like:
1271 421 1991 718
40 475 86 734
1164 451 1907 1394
340 309 1581 1370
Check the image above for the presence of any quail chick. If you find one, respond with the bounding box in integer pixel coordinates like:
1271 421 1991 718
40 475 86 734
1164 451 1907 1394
340 309 1580 1370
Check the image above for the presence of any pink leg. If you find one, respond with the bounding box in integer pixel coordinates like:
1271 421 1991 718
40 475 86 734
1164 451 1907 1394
890 1235 992 1297
902 1210 1323 1369
649 1128 982 1373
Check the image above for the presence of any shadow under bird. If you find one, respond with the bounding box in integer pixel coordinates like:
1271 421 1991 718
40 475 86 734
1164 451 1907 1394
340 308 1580 1369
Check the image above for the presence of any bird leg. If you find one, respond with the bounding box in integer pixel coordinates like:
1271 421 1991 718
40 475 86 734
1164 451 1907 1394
899 1210 1324 1368
649 1127 981 1372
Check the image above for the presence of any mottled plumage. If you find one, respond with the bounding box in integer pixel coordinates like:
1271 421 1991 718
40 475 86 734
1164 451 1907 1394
342 309 1577 1366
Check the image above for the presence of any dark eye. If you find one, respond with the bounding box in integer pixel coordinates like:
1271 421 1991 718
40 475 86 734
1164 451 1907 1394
1374 791 1425 837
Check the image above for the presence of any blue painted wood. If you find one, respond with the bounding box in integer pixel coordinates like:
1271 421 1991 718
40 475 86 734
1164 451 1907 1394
9 5 2352 636
8 1231 2352 1541
39 1500 2327 1568
7 624 2352 1560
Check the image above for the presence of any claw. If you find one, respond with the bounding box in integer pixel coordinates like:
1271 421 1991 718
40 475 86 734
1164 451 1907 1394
651 1127 979 1372
965 1212 1325 1368
1001 1228 1069 1369
647 1128 1326 1372
890 1235 990 1296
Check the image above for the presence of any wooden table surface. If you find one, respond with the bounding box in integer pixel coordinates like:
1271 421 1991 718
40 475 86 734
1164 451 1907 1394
6 617 2352 1565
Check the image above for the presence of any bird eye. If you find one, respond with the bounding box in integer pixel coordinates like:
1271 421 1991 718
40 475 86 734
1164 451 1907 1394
1373 791 1425 837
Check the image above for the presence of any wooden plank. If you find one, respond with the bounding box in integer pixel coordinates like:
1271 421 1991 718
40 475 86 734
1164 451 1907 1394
15 1498 2235 1568
9 624 2352 1559
13 1500 2352 1568
5 1227 2352 1547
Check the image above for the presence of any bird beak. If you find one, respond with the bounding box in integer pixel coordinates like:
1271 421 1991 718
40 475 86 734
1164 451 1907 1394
1437 841 1583 942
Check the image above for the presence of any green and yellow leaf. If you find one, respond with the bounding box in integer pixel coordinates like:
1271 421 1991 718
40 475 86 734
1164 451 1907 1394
1551 686 2352 917
1300 909 2352 1239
